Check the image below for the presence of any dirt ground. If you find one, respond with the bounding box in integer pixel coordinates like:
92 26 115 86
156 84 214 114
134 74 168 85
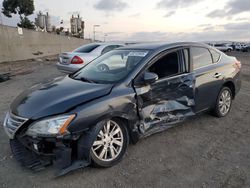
0 52 250 188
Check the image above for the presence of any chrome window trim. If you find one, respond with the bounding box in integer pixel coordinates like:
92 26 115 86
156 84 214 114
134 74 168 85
154 72 191 84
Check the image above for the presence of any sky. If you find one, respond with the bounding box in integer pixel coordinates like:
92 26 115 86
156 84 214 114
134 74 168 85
1 0 250 42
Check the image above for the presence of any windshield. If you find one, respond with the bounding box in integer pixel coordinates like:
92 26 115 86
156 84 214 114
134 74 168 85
72 50 149 84
73 44 100 53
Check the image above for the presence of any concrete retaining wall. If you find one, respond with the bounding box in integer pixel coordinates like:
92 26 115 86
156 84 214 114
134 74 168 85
0 25 91 63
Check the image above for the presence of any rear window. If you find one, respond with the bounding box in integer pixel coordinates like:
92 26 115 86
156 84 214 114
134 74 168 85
73 44 100 53
101 45 121 54
210 49 221 63
192 47 213 69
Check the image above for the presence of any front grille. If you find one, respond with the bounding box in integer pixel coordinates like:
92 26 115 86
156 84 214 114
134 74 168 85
3 112 28 139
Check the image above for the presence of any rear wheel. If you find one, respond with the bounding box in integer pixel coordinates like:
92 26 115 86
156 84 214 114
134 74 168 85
97 64 109 72
90 119 129 167
212 87 232 117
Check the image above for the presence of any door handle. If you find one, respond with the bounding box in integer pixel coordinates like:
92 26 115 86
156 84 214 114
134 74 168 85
213 73 222 79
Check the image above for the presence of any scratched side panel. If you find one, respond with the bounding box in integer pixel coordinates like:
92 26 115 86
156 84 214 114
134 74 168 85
135 73 196 137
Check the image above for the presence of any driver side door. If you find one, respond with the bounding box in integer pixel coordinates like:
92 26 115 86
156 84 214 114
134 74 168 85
134 48 196 136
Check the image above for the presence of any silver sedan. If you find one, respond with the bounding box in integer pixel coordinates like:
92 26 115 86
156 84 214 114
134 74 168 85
56 43 124 73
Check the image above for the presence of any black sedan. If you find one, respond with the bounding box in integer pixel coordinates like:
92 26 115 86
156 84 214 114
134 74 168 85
3 42 241 176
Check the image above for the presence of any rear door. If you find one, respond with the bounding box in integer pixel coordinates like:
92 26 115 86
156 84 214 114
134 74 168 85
134 48 196 136
191 47 223 112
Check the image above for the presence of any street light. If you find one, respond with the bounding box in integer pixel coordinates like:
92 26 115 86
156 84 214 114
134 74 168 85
103 33 108 42
93 25 100 42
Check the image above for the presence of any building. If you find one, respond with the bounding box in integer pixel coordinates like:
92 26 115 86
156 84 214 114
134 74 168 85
35 11 52 32
70 14 84 38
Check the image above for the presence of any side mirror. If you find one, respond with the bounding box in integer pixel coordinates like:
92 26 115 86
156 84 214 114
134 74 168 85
143 72 158 85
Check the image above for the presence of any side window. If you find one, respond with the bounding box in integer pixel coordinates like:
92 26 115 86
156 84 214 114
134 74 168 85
209 49 221 63
192 47 213 69
148 51 180 79
101 45 118 55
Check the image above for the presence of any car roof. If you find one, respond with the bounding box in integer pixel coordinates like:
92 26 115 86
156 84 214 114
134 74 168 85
94 42 125 46
118 42 210 51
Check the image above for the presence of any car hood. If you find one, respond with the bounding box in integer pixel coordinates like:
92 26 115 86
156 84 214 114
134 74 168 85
11 76 113 119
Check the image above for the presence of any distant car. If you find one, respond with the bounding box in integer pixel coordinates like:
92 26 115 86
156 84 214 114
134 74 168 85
236 44 247 51
214 44 233 52
4 42 241 176
241 45 250 52
56 43 124 73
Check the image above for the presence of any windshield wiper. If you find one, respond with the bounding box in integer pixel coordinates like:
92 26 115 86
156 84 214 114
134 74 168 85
79 77 95 83
77 76 102 84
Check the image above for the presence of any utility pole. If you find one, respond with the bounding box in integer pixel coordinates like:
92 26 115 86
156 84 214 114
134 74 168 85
103 33 108 42
93 24 100 42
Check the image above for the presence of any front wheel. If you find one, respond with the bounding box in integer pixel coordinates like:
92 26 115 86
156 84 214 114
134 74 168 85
90 119 129 167
212 87 232 117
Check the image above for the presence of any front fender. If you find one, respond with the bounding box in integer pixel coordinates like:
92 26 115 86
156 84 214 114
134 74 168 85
67 85 139 136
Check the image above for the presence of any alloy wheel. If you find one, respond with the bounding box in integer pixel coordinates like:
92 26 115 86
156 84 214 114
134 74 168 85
91 120 124 162
218 89 232 116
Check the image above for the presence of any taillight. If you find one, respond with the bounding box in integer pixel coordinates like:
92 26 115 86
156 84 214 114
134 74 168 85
235 60 241 69
71 56 84 64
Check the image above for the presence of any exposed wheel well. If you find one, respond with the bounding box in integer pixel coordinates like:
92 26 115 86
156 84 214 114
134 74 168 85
111 117 139 144
223 81 235 99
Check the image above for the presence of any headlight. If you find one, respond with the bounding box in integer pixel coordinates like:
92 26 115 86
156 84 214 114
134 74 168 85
26 115 75 137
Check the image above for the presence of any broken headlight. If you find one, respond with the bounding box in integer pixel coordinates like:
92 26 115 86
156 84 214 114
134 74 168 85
26 115 75 137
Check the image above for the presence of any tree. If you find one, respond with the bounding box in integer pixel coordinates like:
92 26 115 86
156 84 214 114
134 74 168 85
2 0 35 29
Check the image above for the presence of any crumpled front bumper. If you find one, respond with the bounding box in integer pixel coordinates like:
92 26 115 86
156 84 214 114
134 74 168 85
10 134 90 177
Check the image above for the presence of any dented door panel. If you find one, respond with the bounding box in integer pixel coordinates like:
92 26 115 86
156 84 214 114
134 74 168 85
136 73 196 136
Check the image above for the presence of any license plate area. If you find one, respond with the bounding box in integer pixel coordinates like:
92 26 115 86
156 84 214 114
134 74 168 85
60 57 69 64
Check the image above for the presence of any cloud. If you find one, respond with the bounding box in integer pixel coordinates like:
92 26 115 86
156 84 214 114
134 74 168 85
235 17 250 21
198 24 215 31
206 9 228 18
227 0 250 14
111 22 250 42
102 21 109 25
156 0 202 9
164 11 175 17
94 0 128 11
207 0 250 18
68 11 81 16
223 22 250 31
127 31 169 42
129 12 141 17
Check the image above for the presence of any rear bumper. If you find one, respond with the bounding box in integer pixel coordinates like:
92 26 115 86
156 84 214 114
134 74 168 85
56 62 81 74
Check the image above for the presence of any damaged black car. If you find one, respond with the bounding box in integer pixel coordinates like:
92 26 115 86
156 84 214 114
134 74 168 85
3 42 241 176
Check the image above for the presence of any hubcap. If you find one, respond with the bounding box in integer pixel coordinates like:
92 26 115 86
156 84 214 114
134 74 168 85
219 90 231 116
91 120 123 162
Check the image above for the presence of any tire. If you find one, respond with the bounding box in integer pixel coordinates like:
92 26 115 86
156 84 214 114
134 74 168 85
97 64 109 72
90 119 129 168
212 87 233 118
227 49 232 52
